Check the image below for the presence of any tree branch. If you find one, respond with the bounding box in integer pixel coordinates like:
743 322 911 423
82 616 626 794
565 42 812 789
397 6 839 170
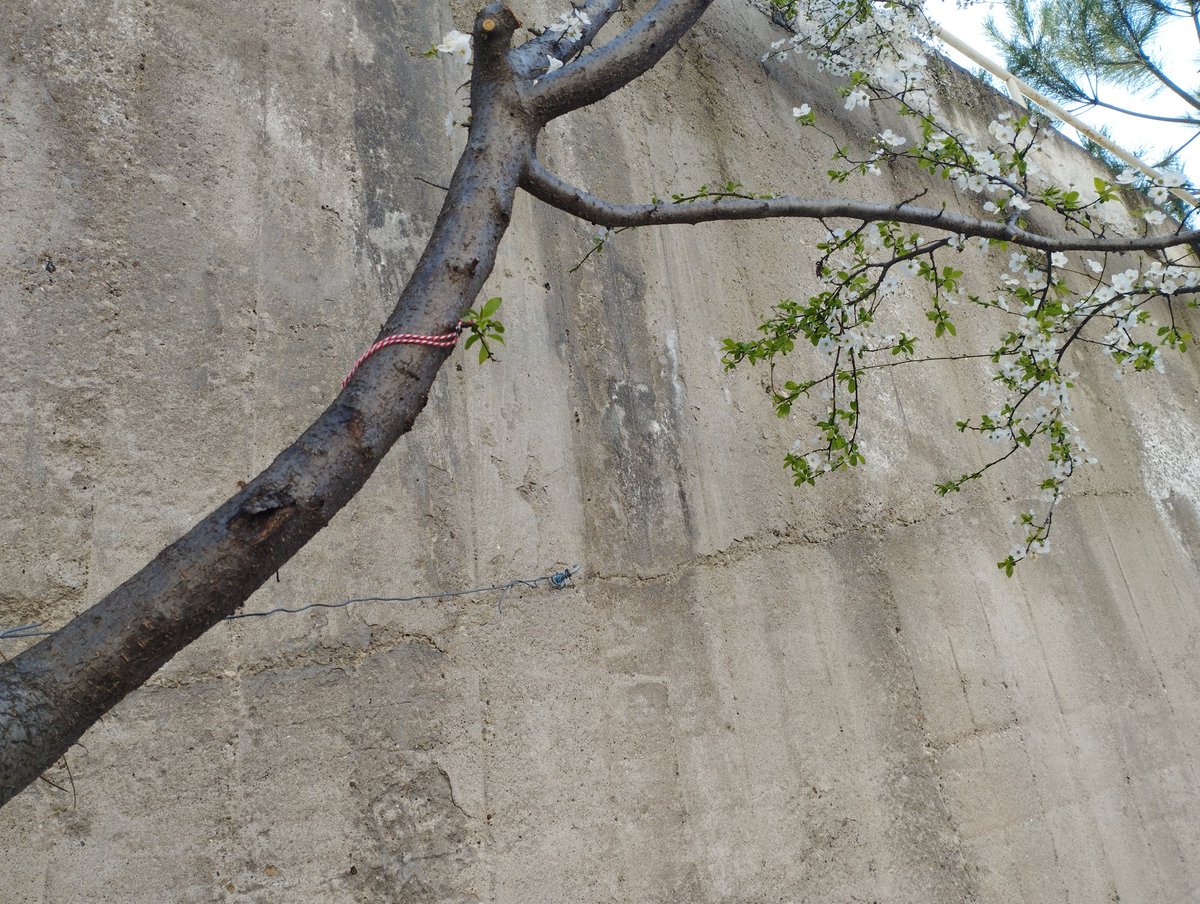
1112 1 1200 112
1073 94 1200 126
0 2 536 808
509 0 624 79
526 0 715 121
521 156 1200 253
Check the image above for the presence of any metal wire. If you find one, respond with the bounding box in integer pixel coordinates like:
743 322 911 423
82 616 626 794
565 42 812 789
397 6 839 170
0 623 56 640
0 565 583 640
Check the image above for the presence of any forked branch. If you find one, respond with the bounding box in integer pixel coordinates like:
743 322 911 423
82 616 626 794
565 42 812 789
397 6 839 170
510 0 624 78
527 0 715 120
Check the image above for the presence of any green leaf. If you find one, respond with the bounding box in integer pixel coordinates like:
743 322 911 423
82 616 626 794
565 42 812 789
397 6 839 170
481 296 502 318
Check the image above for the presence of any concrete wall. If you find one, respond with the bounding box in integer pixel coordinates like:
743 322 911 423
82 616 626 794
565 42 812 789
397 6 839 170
2 1 1199 901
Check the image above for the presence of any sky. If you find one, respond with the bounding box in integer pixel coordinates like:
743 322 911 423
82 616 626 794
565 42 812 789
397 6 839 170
923 0 1200 184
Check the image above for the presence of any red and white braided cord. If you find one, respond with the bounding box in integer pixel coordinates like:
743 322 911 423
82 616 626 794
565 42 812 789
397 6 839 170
342 322 465 388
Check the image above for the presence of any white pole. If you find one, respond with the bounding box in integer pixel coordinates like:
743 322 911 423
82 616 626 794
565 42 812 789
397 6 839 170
933 25 1200 209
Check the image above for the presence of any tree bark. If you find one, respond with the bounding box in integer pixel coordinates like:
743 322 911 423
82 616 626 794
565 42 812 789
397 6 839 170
0 0 717 811
0 3 535 808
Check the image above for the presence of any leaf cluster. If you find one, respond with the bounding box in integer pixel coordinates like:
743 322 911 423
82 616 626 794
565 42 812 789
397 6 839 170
463 296 506 363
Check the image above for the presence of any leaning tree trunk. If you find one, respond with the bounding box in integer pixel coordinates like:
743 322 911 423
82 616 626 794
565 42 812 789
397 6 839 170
0 0 716 808
0 4 536 808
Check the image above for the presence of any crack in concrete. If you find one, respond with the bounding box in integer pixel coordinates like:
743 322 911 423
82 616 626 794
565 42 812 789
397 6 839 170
138 487 1142 692
435 764 476 821
589 485 1140 587
143 628 448 690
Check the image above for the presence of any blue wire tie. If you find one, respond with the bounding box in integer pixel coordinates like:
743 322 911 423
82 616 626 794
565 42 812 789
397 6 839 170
550 564 581 589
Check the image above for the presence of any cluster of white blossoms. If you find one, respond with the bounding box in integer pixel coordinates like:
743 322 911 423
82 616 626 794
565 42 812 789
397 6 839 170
937 112 1041 207
735 0 1200 568
436 1 1196 570
1113 166 1185 224
547 7 592 42
435 6 592 122
434 4 592 68
978 239 1200 561
769 0 932 109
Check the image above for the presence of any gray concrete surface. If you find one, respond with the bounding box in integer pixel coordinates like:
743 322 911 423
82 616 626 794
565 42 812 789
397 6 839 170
2 1 1199 901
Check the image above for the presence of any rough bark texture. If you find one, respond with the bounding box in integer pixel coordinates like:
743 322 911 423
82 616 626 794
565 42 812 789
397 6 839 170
0 0 719 817
0 2 539 807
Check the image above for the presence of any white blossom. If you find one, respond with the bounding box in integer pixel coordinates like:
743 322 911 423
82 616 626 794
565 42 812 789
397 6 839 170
988 119 1016 144
436 30 472 63
844 89 870 111
1110 268 1139 294
955 171 987 193
550 9 592 42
